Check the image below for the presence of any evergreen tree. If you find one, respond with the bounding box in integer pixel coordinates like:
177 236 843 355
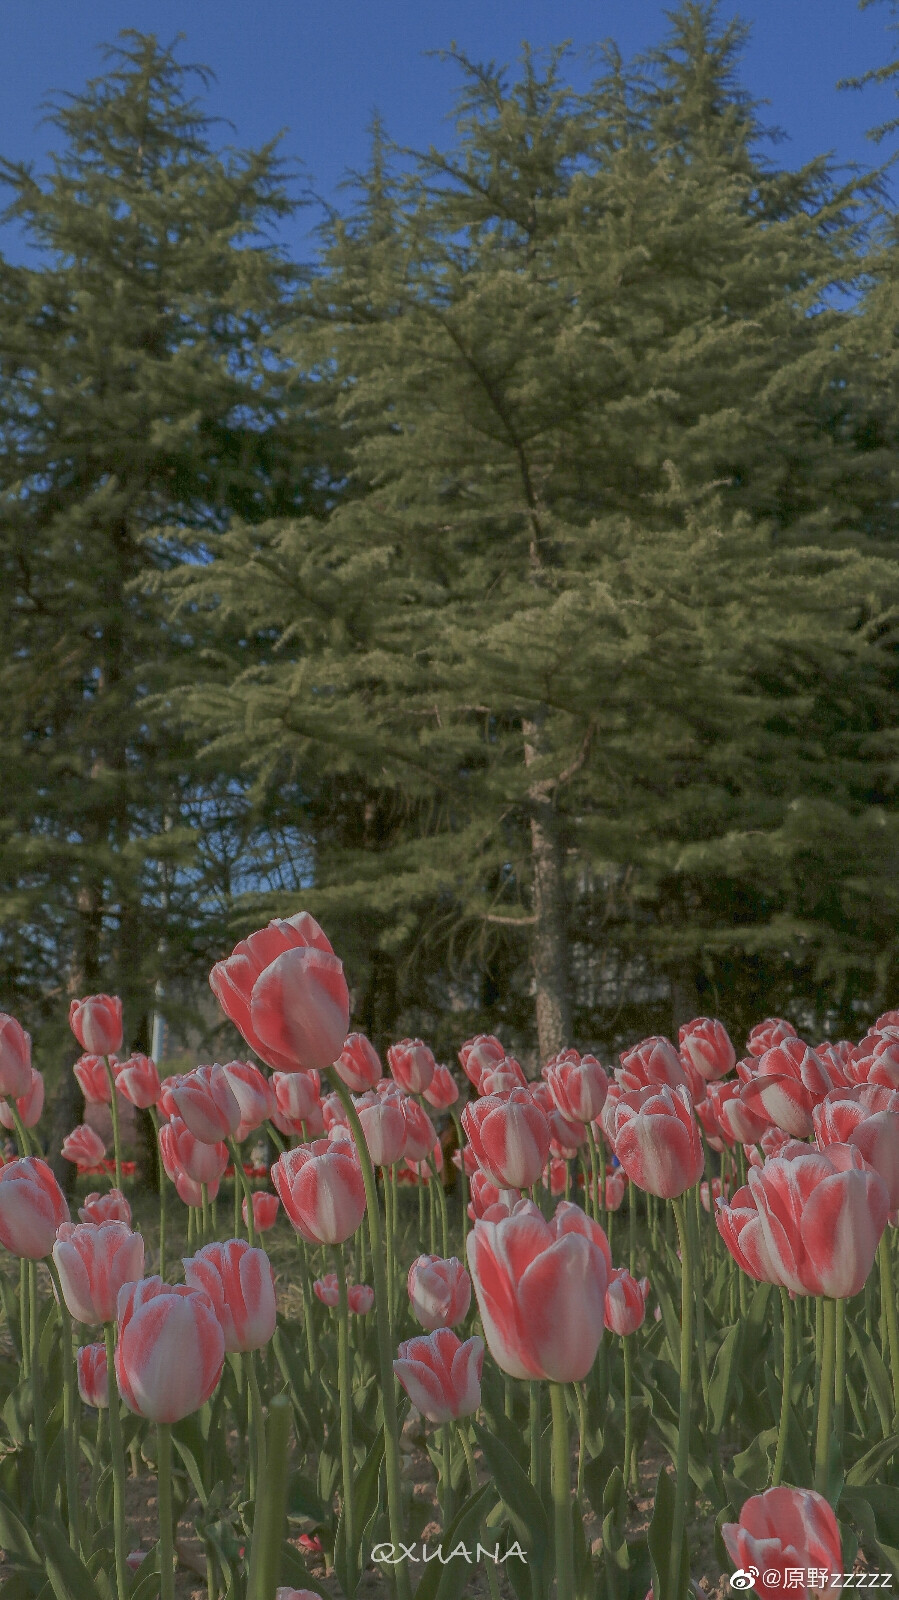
0 34 332 1064
168 4 899 1056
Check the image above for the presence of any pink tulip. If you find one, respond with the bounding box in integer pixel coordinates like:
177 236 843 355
73 1055 114 1105
722 1487 841 1600
77 1342 110 1408
874 1009 899 1030
69 995 123 1058
335 1033 382 1093
209 912 350 1074
452 1145 479 1176
408 1254 472 1330
171 1064 241 1144
401 1097 438 1164
387 1038 436 1096
183 1239 277 1352
542 1053 608 1124
678 1017 736 1083
347 1283 374 1314
393 1327 484 1423
313 1273 339 1306
617 1036 691 1097
156 1075 183 1120
813 1041 853 1086
746 1018 798 1057
61 1124 107 1172
542 1157 570 1195
729 1145 889 1297
715 1184 783 1285
741 1041 838 1138
321 1091 348 1131
406 1139 444 1181
467 1171 520 1221
175 1171 221 1208
219 1060 275 1142
700 1177 729 1212
423 1063 460 1110
78 1189 132 1226
159 1117 228 1186
604 1268 650 1336
531 1082 586 1151
115 1277 225 1423
53 1221 145 1324
353 1089 406 1167
601 1169 627 1210
462 1088 551 1190
243 1191 280 1232
271 1140 366 1245
813 1091 899 1210
276 1590 321 1600
0 1014 32 1100
479 1058 528 1096
458 1035 505 1092
608 1086 704 1199
113 1053 161 1110
0 1157 69 1258
271 1070 323 1137
712 1078 771 1145
845 1029 899 1090
0 1067 44 1131
466 1199 609 1381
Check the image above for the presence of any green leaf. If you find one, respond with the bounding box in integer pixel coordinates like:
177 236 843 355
410 1482 496 1600
708 1324 741 1436
845 1432 899 1486
0 1485 41 1564
847 1321 894 1439
171 1412 210 1507
471 1420 549 1573
37 1516 103 1600
647 1465 677 1600
278 1543 330 1597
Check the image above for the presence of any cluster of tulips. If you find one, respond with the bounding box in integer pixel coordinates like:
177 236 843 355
0 913 896 1600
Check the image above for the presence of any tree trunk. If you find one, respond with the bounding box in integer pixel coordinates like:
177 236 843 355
360 949 399 1060
524 717 572 1063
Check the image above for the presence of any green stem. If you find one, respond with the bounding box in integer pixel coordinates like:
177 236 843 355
201 1181 210 1245
331 1076 411 1600
879 1233 899 1425
246 1395 291 1600
227 1137 256 1245
628 1179 637 1276
450 1110 468 1248
7 1099 32 1156
834 1296 846 1461
623 1334 634 1493
148 1108 166 1279
772 1287 793 1489
157 1422 175 1600
384 1168 397 1324
529 1381 542 1492
550 1383 573 1600
668 1198 693 1600
586 1123 601 1225
103 1321 130 1600
19 1256 29 1376
246 1349 267 1503
29 1261 44 1460
575 1382 587 1506
46 1258 82 1553
333 1245 357 1596
104 1056 123 1191
458 1426 503 1600
440 1421 454 1530
428 1151 449 1259
814 1297 836 1496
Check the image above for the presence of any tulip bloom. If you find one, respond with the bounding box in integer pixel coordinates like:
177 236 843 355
0 1156 69 1258
423 1063 460 1110
313 1273 339 1306
171 1064 241 1144
601 1169 627 1210
78 1189 132 1226
408 1254 472 1330
723 1145 889 1298
69 995 123 1058
543 1053 608 1124
479 1059 528 1097
243 1191 280 1232
678 1017 736 1083
183 1240 277 1352
609 1086 704 1199
74 1054 114 1105
458 1035 505 1092
61 1124 107 1172
462 1088 551 1191
722 1487 841 1600
400 1097 439 1165
712 1078 771 1145
814 1091 899 1210
0 1014 32 1101
393 1328 484 1423
159 1117 228 1186
467 1171 520 1221
0 1067 44 1132
387 1038 436 1096
271 1140 366 1245
347 1284 374 1315
335 1033 382 1093
617 1036 691 1096
604 1268 650 1336
271 1070 322 1136
353 1090 406 1167
209 912 350 1074
466 1199 609 1381
746 1018 799 1057
219 1060 275 1142
115 1277 225 1424
77 1342 110 1408
113 1053 161 1110
715 1184 783 1285
845 1029 899 1091
175 1171 221 1208
53 1221 145 1325
742 1041 838 1139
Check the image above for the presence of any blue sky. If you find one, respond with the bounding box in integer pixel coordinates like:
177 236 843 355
0 0 896 264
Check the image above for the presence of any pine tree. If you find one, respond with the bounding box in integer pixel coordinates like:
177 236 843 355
168 4 899 1056
0 34 331 1064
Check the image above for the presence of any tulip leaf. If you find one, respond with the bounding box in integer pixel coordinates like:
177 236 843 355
846 1431 899 1486
286 1467 331 1525
647 1464 676 1600
37 1516 103 1600
0 1485 41 1564
171 1414 210 1507
333 1428 384 1595
128 1547 163 1600
707 1323 740 1435
278 1543 329 1597
847 1321 894 1439
471 1419 549 1575
410 1481 495 1600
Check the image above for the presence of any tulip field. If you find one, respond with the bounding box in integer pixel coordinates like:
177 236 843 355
0 914 897 1600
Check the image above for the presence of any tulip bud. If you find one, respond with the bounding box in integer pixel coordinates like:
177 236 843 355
73 1055 114 1105
604 1267 650 1336
271 1140 366 1245
335 1033 383 1093
313 1273 339 1306
183 1239 277 1352
114 1053 161 1110
393 1328 484 1423
69 995 123 1058
347 1283 374 1314
0 1156 69 1258
0 1014 32 1101
53 1221 145 1325
115 1277 225 1423
0 1067 44 1132
209 913 349 1074
243 1191 280 1232
608 1086 704 1199
77 1342 110 1408
387 1038 436 1095
159 1117 228 1187
171 1064 241 1144
722 1487 841 1595
61 1124 107 1172
462 1088 551 1191
423 1063 460 1110
408 1254 472 1330
678 1017 736 1083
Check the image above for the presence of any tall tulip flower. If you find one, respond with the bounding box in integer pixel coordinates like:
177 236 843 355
69 995 123 1058
220 1060 275 1142
335 1033 382 1092
408 1254 472 1330
617 1036 691 1096
244 1192 280 1232
53 1221 145 1325
0 1067 44 1135
79 1189 132 1226
183 1240 277 1352
742 1041 837 1138
608 1086 704 1199
114 1053 161 1110
159 1117 228 1187
423 1063 460 1110
746 1018 799 1056
61 1124 107 1172
209 912 350 1073
400 1097 438 1165
271 1069 323 1136
458 1034 505 1091
543 1053 609 1124
604 1268 650 1336
387 1038 436 1096
462 1088 551 1191
678 1017 736 1082
0 1014 32 1100
171 1064 241 1144
744 1144 889 1300
722 1487 841 1600
77 1342 110 1409
73 1054 114 1104
115 1277 225 1423
393 1328 484 1423
353 1089 406 1167
0 1156 68 1258
271 1140 366 1245
813 1091 899 1210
